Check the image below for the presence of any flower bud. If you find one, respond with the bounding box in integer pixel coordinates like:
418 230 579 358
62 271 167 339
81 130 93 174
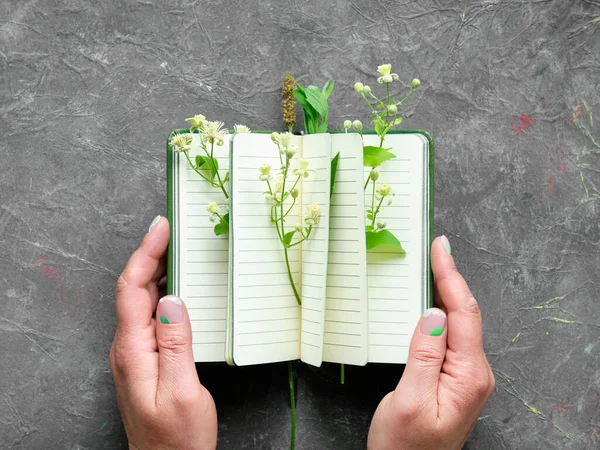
362 85 371 95
352 120 363 132
411 78 421 89
271 132 281 145
354 82 364 94
376 219 386 229
369 168 379 181
343 120 352 130
291 188 299 199
388 104 398 114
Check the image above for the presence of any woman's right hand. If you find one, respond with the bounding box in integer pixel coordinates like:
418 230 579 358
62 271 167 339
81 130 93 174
368 236 495 449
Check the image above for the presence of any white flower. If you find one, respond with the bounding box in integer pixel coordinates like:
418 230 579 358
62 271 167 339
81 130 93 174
209 215 218 223
202 121 227 145
376 183 393 198
186 114 206 132
294 224 303 233
376 63 399 84
234 124 250 133
285 145 297 160
206 202 221 215
258 163 272 181
343 120 352 130
362 85 372 95
411 78 421 89
354 82 364 94
304 204 322 227
376 219 387 229
293 159 313 178
280 132 292 150
352 120 363 132
377 64 392 76
170 133 193 152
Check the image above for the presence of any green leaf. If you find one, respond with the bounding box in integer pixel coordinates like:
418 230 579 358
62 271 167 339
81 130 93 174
330 152 340 198
223 171 230 183
214 213 229 236
322 80 334 99
375 103 387 109
374 120 384 135
366 213 373 221
392 117 403 126
209 157 219 181
196 155 219 180
365 225 374 232
363 146 396 167
365 229 406 252
283 230 296 247
304 88 328 120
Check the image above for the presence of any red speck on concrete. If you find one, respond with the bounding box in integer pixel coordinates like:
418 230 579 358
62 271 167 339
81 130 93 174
511 114 535 134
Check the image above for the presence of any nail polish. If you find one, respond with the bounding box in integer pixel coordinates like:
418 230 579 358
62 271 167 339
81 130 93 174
421 308 446 336
441 235 452 255
148 215 161 233
158 295 183 324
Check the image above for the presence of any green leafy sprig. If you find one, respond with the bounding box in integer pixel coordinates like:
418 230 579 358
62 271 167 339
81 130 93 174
348 63 421 252
292 77 334 134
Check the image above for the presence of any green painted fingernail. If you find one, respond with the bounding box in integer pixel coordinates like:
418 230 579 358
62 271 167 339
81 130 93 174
148 215 161 233
441 235 452 255
159 316 170 324
421 308 446 336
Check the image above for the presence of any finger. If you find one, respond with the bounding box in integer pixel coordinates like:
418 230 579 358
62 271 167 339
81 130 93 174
431 236 484 355
393 308 448 418
155 295 202 398
116 216 170 331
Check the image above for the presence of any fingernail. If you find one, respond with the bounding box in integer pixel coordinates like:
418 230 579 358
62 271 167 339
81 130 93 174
148 215 161 233
440 235 452 255
158 275 168 288
421 308 446 336
158 295 183 324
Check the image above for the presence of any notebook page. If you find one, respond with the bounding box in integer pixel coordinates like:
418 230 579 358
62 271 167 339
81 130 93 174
322 133 369 366
174 133 230 362
364 133 429 363
230 133 302 366
298 134 331 367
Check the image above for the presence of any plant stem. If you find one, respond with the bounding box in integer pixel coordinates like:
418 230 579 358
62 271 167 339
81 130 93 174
183 151 214 185
210 142 229 199
372 197 384 227
340 364 345 385
371 178 376 225
284 247 301 305
364 175 370 191
288 361 296 450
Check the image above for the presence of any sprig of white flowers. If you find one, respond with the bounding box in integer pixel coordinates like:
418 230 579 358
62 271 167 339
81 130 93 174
169 115 250 236
258 131 322 305
342 63 420 251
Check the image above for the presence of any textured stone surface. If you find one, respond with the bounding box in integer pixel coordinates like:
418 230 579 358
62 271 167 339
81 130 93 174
1 1 599 448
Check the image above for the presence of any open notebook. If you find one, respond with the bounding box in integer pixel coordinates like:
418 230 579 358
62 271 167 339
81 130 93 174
167 130 433 367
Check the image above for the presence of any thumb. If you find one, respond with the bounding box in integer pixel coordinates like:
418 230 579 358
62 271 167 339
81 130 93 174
394 308 448 415
155 295 201 396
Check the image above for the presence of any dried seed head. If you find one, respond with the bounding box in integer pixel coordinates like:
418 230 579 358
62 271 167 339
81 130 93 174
282 74 297 130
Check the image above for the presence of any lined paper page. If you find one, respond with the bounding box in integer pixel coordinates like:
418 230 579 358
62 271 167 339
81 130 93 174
231 133 302 366
176 133 230 362
322 133 369 366
364 133 429 364
298 134 331 367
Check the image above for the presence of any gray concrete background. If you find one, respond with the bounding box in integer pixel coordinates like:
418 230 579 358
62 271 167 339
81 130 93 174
1 0 599 448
